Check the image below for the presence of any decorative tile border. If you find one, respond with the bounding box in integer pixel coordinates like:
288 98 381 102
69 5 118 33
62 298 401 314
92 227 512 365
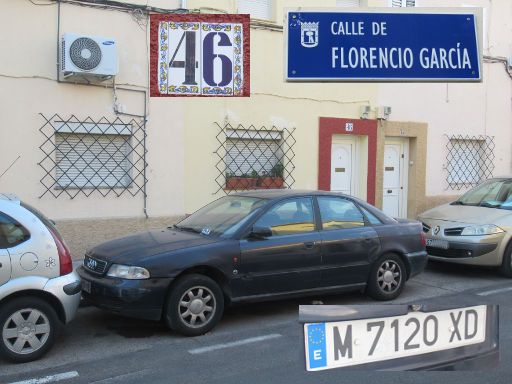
158 21 169 95
150 14 250 97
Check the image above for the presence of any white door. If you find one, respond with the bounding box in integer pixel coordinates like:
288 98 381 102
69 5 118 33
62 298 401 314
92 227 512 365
331 143 353 194
382 139 408 218
0 249 11 285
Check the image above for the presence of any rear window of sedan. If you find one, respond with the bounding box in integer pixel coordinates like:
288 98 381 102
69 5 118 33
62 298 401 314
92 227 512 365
317 197 365 230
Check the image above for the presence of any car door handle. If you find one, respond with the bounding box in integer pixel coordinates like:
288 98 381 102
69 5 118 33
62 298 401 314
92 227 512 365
303 241 315 249
363 238 374 243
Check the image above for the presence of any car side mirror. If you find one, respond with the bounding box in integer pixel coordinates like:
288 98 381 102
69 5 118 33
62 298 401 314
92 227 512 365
249 226 272 239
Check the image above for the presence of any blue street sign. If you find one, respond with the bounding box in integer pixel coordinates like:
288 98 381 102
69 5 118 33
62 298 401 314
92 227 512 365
286 11 481 81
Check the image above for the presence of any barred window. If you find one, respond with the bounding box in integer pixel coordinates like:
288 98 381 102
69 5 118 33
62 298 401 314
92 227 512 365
390 0 416 7
214 123 296 193
237 0 272 20
226 131 282 177
445 135 495 190
55 133 132 189
39 114 147 199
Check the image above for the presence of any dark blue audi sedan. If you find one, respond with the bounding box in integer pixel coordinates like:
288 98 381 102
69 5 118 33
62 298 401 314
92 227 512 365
77 190 427 336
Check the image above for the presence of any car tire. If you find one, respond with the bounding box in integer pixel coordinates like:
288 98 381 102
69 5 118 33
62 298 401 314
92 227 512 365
165 274 224 336
366 253 406 301
499 241 512 278
0 296 61 363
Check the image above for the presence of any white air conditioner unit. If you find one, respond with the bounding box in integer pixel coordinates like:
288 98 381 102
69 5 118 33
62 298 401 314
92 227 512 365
360 105 371 119
60 33 118 81
378 106 392 120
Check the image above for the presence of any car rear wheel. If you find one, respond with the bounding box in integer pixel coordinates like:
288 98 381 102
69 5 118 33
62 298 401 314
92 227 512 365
366 254 406 301
0 297 61 363
165 274 224 336
499 242 512 277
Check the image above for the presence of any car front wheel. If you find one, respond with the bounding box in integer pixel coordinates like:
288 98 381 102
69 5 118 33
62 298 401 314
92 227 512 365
165 274 224 336
0 297 61 363
366 254 406 301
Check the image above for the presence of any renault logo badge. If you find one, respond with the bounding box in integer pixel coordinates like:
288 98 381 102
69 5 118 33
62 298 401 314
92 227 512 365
433 226 441 235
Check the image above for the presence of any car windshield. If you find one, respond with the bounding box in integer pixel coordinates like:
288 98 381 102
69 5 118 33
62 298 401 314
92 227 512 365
454 179 512 209
174 196 267 238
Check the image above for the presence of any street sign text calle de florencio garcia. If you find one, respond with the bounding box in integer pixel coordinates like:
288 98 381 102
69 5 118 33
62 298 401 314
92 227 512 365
286 10 481 82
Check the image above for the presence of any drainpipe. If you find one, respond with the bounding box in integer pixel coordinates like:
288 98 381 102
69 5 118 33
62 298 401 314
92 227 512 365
181 0 187 10
56 0 61 82
55 0 148 218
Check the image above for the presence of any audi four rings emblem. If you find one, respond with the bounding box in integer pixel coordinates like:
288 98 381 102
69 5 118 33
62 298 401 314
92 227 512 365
86 258 97 270
433 226 441 235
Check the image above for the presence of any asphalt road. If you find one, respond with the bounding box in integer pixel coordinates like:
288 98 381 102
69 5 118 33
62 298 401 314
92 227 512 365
1 261 511 384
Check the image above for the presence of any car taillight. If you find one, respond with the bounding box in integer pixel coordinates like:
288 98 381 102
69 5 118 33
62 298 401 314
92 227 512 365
420 232 427 247
48 226 73 276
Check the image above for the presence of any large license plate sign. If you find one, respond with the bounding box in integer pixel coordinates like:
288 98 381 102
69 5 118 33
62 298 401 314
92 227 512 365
286 10 481 82
305 305 486 371
426 238 449 249
150 14 250 97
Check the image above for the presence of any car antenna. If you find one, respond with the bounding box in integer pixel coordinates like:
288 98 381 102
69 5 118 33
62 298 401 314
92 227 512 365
0 155 21 181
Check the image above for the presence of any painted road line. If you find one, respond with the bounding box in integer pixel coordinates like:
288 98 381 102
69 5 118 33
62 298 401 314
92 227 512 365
188 333 283 354
477 286 512 296
8 371 79 384
88 369 150 384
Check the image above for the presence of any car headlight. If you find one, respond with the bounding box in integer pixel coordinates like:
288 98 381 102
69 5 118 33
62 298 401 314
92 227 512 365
461 225 504 236
107 264 150 279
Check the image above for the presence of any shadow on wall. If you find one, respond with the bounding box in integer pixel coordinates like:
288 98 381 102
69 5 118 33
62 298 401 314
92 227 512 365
56 216 184 260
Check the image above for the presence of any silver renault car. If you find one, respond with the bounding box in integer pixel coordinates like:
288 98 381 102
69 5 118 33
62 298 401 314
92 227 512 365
0 194 81 363
418 178 512 277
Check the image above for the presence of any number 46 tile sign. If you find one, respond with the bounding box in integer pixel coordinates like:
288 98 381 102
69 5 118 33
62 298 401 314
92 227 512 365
150 14 250 97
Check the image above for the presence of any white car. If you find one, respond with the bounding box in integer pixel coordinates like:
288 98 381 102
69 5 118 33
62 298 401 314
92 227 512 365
0 194 81 363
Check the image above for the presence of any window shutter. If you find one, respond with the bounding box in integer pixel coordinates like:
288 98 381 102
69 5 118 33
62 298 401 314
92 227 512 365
55 133 131 188
226 139 281 176
336 0 360 6
237 0 272 20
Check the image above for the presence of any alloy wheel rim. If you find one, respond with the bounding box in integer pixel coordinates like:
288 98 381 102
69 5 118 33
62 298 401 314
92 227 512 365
377 261 402 293
178 286 216 328
2 308 50 355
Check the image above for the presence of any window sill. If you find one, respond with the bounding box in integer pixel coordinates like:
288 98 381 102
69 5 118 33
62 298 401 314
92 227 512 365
54 185 133 190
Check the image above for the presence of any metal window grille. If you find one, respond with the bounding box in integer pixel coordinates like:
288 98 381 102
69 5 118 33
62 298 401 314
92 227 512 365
214 123 296 193
39 114 147 198
237 0 272 20
445 135 495 190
